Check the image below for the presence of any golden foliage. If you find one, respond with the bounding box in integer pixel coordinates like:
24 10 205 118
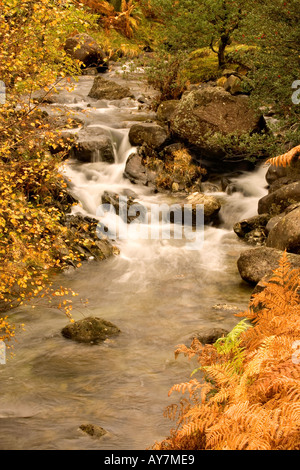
149 148 206 192
75 0 141 38
153 252 300 450
266 145 300 168
0 0 96 344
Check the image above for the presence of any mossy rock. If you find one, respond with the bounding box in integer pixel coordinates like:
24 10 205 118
62 317 121 344
79 424 107 439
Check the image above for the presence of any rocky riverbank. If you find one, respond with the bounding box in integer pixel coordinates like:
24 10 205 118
35 49 300 318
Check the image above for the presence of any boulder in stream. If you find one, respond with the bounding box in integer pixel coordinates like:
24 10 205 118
69 127 115 163
79 424 107 439
88 76 133 100
101 190 146 224
234 214 270 246
170 86 265 167
128 123 169 150
237 246 300 285
62 317 120 344
182 192 222 224
192 327 229 345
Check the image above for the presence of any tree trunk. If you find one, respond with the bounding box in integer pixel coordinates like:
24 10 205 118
218 35 230 68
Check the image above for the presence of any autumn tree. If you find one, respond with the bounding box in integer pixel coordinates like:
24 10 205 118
0 0 97 345
151 0 249 67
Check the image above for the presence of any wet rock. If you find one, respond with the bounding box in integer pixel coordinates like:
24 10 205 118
265 203 300 234
237 246 300 285
88 76 133 100
234 214 270 238
200 182 221 193
192 327 229 345
79 424 107 439
64 34 107 70
258 181 300 216
65 214 116 262
266 206 300 254
69 127 115 163
128 123 168 150
124 152 149 185
170 86 265 165
268 176 300 194
183 192 222 224
266 162 300 185
62 317 120 344
244 228 267 246
101 190 146 223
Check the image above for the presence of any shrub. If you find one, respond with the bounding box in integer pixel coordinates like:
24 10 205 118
153 252 300 450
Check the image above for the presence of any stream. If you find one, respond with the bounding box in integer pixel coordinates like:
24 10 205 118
0 66 268 450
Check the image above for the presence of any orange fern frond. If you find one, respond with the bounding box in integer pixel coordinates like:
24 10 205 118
266 144 300 168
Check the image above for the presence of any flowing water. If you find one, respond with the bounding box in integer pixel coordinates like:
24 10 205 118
0 69 268 450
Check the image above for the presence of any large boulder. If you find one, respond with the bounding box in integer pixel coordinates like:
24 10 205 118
266 206 300 254
88 76 133 100
128 123 168 150
61 317 120 344
237 247 300 284
170 86 264 164
258 181 300 216
64 34 107 70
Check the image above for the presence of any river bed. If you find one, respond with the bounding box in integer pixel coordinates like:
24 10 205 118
0 67 268 450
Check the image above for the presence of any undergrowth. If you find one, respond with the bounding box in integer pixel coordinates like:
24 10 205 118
153 252 300 450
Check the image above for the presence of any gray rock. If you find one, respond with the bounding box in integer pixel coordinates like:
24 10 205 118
124 153 148 185
170 86 264 163
70 127 115 163
62 317 120 344
101 190 146 223
237 247 300 284
268 176 300 194
258 181 300 216
128 123 168 149
265 165 288 185
266 206 300 254
88 76 133 100
224 75 242 95
244 228 268 246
